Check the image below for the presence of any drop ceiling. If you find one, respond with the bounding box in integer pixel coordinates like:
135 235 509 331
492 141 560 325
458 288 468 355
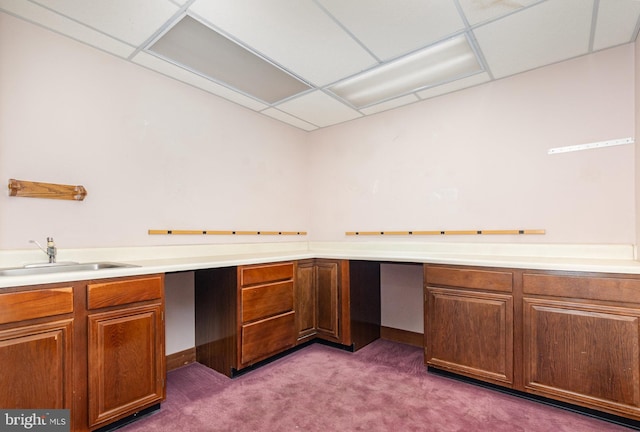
1 0 639 131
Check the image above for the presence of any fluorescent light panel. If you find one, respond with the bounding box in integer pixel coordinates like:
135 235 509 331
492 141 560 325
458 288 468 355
148 15 311 104
329 35 482 108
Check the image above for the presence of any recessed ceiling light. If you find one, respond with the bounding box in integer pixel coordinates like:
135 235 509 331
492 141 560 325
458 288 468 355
147 15 311 104
329 35 483 108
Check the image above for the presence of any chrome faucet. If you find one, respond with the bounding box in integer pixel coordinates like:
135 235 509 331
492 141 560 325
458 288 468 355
30 237 57 263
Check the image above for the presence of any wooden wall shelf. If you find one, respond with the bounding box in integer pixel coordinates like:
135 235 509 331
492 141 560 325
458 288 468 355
8 179 87 201
346 229 545 236
148 230 307 236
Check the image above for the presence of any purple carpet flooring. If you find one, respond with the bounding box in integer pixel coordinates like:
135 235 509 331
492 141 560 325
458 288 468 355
120 340 636 431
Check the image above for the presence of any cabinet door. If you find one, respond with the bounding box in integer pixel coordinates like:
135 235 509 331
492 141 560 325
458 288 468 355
0 319 73 409
295 260 316 343
88 304 165 428
316 260 340 341
426 287 513 386
524 297 640 416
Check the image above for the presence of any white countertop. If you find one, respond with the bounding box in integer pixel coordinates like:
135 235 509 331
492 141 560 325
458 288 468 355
1 240 639 288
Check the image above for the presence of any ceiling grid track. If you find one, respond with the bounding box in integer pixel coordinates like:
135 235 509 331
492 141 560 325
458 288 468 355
2 0 637 130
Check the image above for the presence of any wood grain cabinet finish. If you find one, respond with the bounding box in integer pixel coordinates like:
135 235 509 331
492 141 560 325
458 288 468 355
196 259 369 377
0 275 165 432
195 262 297 376
315 260 341 341
238 262 296 368
0 286 74 411
0 319 73 410
522 272 640 419
294 259 353 346
295 260 316 343
425 265 514 386
85 275 165 430
426 266 640 421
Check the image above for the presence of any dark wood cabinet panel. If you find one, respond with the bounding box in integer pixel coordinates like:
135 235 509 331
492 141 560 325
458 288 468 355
425 265 640 421
196 263 298 375
238 263 296 369
524 297 640 416
0 319 73 409
427 266 513 292
241 281 294 323
87 276 163 309
195 267 238 377
349 260 381 351
240 311 296 365
426 287 513 385
0 274 165 432
88 303 165 428
316 260 339 340
240 262 294 287
523 273 640 304
293 259 359 347
197 259 378 376
295 260 316 342
0 287 73 324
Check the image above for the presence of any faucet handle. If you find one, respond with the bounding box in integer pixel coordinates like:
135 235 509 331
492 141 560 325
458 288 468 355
30 238 57 263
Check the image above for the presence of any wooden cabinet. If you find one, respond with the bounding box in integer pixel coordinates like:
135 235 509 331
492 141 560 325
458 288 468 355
196 259 379 377
295 260 316 343
0 286 74 410
295 259 380 350
0 274 165 432
425 265 640 421
195 262 297 376
424 265 514 387
315 260 341 341
86 275 165 430
295 259 348 345
522 272 640 419
195 267 238 377
238 262 296 368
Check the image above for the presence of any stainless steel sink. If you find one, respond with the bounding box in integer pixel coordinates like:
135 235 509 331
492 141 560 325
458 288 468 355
0 262 138 276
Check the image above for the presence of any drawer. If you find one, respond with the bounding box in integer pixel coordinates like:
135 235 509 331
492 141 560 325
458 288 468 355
425 266 513 293
240 262 294 287
523 272 640 304
87 275 163 310
0 287 73 325
241 311 296 365
241 281 294 323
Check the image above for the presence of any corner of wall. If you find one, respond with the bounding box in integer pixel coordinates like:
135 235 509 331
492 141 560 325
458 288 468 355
635 37 640 256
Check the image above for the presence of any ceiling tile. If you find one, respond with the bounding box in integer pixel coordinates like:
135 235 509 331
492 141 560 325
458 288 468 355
32 0 179 45
4 0 639 132
148 15 311 104
317 0 464 61
417 72 491 100
275 91 362 127
458 0 542 25
261 108 319 131
473 0 594 79
132 52 268 111
593 0 640 51
0 0 135 57
359 94 419 116
188 0 377 86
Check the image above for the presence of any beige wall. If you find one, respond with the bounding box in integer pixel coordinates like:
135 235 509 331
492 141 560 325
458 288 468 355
1 12 636 249
636 36 640 255
0 13 308 249
3 13 639 341
307 45 636 245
